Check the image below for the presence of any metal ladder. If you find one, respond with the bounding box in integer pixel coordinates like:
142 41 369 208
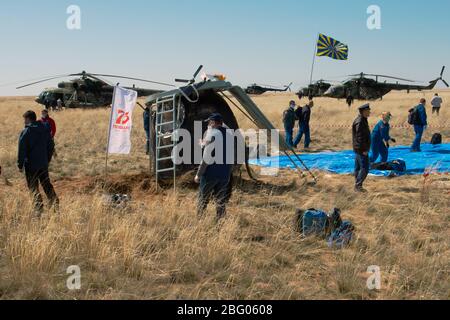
155 94 179 191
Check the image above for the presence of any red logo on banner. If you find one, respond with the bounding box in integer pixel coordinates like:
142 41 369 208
115 109 130 125
113 109 131 130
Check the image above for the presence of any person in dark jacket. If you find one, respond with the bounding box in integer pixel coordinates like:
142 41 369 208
411 98 428 152
352 104 372 192
283 100 297 148
194 113 233 221
294 100 314 149
143 106 151 155
18 110 59 215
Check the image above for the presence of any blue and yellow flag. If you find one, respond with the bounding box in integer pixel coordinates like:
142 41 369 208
316 34 348 60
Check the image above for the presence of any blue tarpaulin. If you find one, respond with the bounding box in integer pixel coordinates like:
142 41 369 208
250 144 450 176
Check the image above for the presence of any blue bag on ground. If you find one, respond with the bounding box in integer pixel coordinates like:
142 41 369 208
327 221 355 248
302 209 329 237
391 160 406 172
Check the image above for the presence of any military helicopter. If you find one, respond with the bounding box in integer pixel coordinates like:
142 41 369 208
245 82 293 95
296 79 334 100
16 71 167 108
323 66 449 106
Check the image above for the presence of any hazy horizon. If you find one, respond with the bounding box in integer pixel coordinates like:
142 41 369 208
1 0 449 96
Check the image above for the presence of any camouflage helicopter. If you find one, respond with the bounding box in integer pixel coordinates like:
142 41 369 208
296 79 334 100
323 66 449 106
16 71 165 108
245 82 293 95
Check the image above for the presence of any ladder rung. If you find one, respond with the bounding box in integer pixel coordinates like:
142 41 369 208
157 133 173 139
156 121 175 127
156 109 175 115
157 156 174 162
156 167 176 173
157 144 175 150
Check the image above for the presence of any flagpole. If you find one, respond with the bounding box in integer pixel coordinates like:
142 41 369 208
309 33 319 85
105 84 119 181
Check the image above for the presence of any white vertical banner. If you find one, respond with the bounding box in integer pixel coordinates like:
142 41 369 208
107 86 138 155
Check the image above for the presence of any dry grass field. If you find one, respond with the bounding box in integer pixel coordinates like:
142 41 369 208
0 90 448 300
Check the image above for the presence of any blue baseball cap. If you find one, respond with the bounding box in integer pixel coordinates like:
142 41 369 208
205 113 224 122
358 103 371 111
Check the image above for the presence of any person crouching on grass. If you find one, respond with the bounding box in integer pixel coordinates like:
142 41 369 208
194 113 233 222
18 110 59 217
369 112 396 164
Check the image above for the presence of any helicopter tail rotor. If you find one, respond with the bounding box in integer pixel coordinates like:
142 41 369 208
285 82 293 92
439 66 449 87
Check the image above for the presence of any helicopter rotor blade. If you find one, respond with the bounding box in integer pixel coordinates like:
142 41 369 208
442 79 449 87
347 73 416 83
16 75 71 89
440 66 445 77
193 65 204 79
90 74 175 87
373 75 416 83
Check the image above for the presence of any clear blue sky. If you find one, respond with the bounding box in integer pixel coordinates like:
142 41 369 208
1 0 449 96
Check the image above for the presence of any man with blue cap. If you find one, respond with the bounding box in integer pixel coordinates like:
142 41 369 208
352 104 372 192
195 113 233 221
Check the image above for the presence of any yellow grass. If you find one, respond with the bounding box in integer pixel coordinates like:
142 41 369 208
0 91 448 300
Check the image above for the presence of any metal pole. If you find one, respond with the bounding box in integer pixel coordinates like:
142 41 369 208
309 34 319 85
105 85 118 182
289 150 318 183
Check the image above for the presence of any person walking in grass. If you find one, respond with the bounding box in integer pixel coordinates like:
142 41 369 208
294 100 314 150
352 104 372 193
431 93 443 116
410 98 428 152
39 109 56 139
18 110 59 216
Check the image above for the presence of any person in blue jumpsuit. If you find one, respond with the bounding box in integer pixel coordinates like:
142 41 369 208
411 98 428 152
369 112 396 163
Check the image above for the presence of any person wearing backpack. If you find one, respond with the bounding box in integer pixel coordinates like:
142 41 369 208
410 98 428 152
283 100 297 148
370 112 396 163
294 100 314 149
352 104 371 193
